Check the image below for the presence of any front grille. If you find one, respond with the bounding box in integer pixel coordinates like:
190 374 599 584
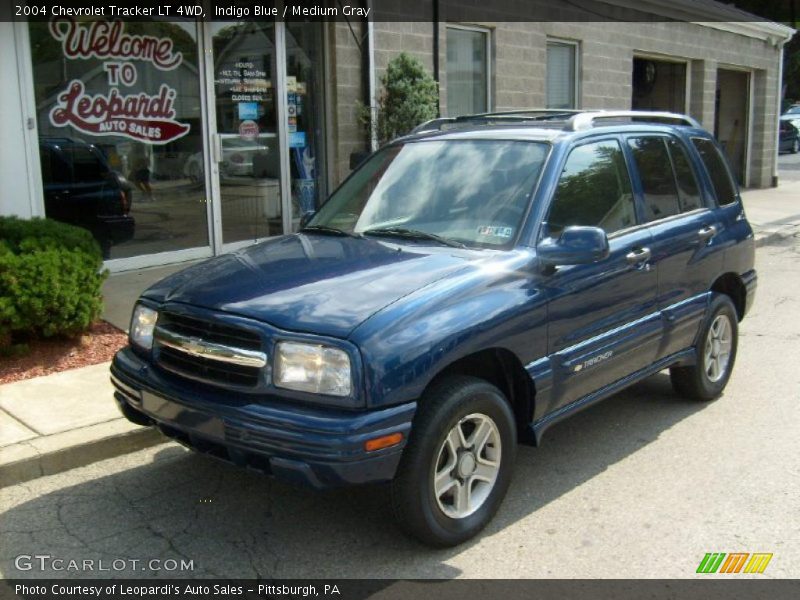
158 312 261 351
154 311 264 388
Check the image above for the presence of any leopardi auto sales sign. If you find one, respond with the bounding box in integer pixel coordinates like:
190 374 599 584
47 17 190 144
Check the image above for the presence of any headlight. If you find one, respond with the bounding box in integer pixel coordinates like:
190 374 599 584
130 304 158 351
274 341 351 397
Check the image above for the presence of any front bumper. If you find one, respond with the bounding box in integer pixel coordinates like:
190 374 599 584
111 347 414 489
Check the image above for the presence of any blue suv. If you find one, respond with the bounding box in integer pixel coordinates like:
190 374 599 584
112 110 756 546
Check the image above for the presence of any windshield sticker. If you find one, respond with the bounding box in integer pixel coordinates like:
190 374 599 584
477 225 513 239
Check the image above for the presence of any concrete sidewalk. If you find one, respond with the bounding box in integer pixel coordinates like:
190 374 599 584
0 364 162 487
0 181 797 488
741 179 800 245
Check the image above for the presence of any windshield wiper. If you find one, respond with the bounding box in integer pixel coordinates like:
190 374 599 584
362 227 467 249
301 225 362 238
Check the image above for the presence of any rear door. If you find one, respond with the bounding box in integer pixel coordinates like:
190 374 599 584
542 138 660 412
625 134 724 359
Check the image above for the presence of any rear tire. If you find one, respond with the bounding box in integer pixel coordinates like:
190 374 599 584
792 139 799 154
670 293 738 401
391 376 516 547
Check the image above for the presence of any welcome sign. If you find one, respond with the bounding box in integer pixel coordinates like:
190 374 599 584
47 18 191 144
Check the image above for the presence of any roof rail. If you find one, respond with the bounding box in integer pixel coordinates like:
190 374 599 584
567 111 701 131
411 108 582 134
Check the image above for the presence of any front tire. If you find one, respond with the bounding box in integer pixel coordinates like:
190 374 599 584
670 293 738 400
391 376 516 547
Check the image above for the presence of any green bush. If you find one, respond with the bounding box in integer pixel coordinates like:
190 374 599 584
0 217 108 349
363 53 440 145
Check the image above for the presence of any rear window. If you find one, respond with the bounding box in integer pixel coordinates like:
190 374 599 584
628 137 680 221
691 138 737 206
667 138 703 212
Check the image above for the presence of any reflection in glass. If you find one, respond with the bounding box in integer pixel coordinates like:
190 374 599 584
311 140 548 248
212 21 283 245
29 19 209 260
286 22 327 231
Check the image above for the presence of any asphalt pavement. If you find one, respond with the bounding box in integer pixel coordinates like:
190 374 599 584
1 192 799 580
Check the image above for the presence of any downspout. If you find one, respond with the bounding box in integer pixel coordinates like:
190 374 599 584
774 38 787 187
433 0 440 81
366 0 378 151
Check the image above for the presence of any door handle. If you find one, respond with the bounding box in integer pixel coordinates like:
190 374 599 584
698 225 717 242
626 247 651 265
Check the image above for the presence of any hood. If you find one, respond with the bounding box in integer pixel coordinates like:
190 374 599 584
142 233 473 338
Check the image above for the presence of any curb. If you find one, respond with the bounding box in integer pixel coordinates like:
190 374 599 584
0 419 166 488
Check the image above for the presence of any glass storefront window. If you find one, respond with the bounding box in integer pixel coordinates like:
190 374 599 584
29 18 210 260
286 21 327 230
212 21 283 245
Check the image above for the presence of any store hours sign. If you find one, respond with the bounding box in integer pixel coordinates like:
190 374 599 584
47 18 190 144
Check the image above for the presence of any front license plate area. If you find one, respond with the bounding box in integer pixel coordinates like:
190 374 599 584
142 390 225 440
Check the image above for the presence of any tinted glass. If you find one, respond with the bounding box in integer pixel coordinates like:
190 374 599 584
667 138 703 212
66 147 108 184
40 146 70 185
311 140 549 247
546 140 635 236
692 138 737 205
628 137 680 221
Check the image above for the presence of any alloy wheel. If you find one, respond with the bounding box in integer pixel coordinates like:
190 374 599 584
433 413 501 519
704 314 733 383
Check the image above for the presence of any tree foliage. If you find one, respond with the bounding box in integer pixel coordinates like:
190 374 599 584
366 53 440 145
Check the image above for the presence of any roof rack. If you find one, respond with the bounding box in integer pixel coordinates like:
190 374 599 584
409 109 701 135
567 110 701 131
411 109 581 134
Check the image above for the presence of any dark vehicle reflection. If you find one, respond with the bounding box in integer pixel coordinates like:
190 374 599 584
779 118 799 154
39 137 135 258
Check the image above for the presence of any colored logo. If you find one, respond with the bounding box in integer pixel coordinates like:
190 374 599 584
696 552 773 574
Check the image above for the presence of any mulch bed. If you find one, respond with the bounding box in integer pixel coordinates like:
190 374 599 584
0 321 128 385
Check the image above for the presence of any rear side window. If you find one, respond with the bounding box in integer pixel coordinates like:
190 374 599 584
691 137 737 205
667 138 703 212
628 137 680 221
546 140 636 237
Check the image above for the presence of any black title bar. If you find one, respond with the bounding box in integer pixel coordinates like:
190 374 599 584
0 0 792 23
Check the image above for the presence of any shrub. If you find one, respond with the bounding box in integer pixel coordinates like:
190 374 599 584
0 217 108 349
363 53 440 145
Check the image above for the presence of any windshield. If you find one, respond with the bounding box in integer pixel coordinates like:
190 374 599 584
309 139 549 248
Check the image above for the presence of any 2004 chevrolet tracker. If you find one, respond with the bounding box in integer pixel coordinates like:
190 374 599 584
112 110 756 546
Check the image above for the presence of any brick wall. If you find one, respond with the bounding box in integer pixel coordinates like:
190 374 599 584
327 19 784 188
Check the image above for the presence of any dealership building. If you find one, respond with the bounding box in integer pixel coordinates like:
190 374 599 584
0 1 793 271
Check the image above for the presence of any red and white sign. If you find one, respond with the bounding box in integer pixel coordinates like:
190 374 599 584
239 120 260 141
47 18 190 145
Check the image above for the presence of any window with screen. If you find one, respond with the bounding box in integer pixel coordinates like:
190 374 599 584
446 27 490 116
628 137 681 221
692 137 738 205
546 140 636 237
667 138 703 212
546 41 578 109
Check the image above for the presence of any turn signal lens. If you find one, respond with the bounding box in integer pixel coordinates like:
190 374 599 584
365 432 404 452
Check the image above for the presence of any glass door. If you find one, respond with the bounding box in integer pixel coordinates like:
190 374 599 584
210 21 284 246
285 21 327 231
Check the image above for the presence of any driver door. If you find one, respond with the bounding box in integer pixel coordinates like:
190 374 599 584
542 138 660 411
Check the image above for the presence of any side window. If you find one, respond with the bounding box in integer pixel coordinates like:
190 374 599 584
691 137 737 205
546 140 636 237
628 137 680 221
667 138 703 212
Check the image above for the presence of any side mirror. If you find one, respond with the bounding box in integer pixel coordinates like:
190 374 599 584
537 226 610 267
299 210 316 229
